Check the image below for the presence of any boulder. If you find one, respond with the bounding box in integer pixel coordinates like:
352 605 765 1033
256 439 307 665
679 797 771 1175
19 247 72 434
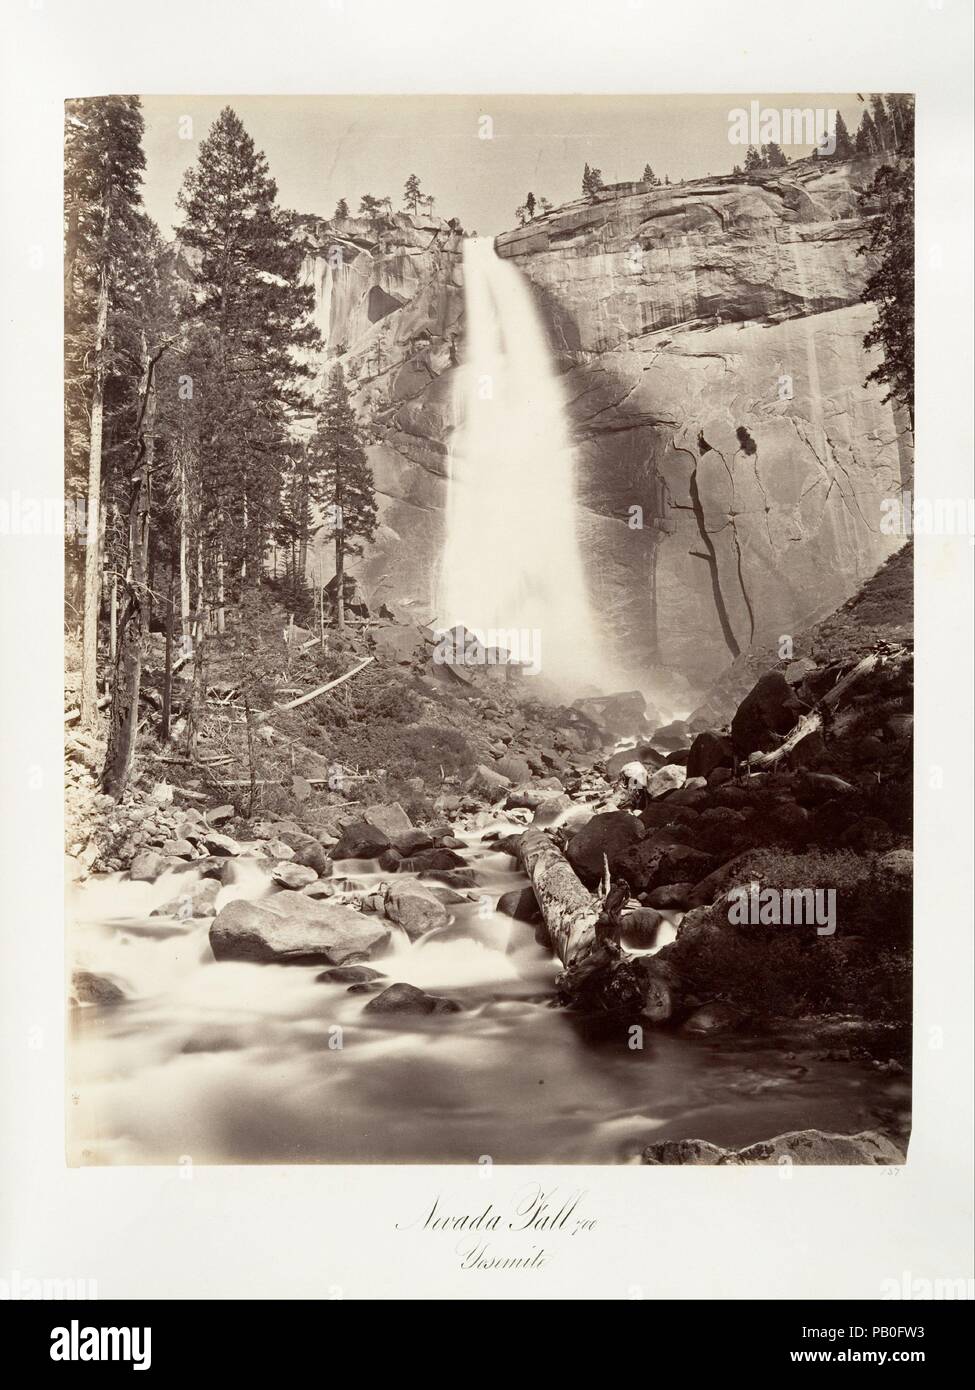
642 1129 904 1166
642 1139 730 1165
731 671 803 758
302 881 336 900
468 763 512 800
205 804 235 825
315 965 384 984
398 847 466 872
263 838 295 861
392 829 436 856
619 906 666 950
531 794 575 828
364 802 413 838
565 810 645 883
71 969 127 1006
151 877 221 919
735 1130 905 1166
666 776 708 805
363 982 462 1016
605 744 666 779
129 850 167 882
161 838 196 860
616 834 714 894
686 730 734 780
494 754 532 783
418 868 477 890
331 821 391 859
646 764 687 799
616 760 650 791
496 887 542 923
293 839 330 876
209 896 389 966
203 831 242 857
646 882 696 910
650 719 691 752
271 862 319 890
382 882 450 939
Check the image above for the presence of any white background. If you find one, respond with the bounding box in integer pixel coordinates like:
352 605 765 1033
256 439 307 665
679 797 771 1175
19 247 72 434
0 0 972 1300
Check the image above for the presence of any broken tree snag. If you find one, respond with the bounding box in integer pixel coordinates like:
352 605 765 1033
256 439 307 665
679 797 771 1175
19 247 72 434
516 828 646 1013
273 655 375 710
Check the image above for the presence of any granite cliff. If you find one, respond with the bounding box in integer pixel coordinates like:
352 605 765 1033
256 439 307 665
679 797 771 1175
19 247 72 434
299 158 912 705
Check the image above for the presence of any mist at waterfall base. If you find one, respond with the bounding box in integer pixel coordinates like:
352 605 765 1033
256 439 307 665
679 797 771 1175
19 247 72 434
438 238 610 698
66 842 906 1166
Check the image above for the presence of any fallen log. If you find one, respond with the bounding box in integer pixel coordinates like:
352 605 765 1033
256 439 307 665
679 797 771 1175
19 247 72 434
517 827 658 1014
750 646 911 771
273 655 375 711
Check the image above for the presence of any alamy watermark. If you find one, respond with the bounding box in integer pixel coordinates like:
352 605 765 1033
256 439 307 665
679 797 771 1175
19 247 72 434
728 102 837 156
0 493 90 540
881 493 975 540
0 1269 97 1300
727 881 837 936
432 625 542 676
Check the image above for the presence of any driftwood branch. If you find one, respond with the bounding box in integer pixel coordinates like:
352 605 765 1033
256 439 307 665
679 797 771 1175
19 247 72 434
273 656 375 710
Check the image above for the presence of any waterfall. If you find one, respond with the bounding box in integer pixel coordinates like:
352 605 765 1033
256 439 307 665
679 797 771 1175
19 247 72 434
439 238 602 689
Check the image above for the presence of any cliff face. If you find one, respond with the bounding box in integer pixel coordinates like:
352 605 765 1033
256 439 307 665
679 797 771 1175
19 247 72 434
302 161 911 702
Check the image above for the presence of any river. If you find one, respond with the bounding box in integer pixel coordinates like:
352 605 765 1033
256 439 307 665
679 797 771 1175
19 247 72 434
66 828 909 1165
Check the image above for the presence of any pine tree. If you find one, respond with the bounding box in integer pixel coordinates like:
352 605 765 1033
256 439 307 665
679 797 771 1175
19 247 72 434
744 145 764 172
642 164 660 186
334 197 349 219
403 173 423 216
175 106 319 632
308 363 377 629
832 111 854 159
525 191 536 218
763 142 788 168
885 95 915 155
855 109 877 155
65 95 149 727
857 100 914 425
359 193 387 219
582 163 604 198
870 94 895 152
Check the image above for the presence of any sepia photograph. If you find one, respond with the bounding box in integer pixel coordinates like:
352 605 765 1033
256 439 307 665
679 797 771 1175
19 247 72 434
1 0 971 1326
63 92 918 1167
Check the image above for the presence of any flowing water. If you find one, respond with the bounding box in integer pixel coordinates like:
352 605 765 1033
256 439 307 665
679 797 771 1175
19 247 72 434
67 837 908 1166
439 238 603 687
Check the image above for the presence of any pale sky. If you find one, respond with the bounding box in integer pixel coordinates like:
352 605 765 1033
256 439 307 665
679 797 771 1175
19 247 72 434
139 93 866 237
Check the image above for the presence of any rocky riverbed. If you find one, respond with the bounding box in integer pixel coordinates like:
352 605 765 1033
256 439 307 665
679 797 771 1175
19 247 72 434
66 552 913 1165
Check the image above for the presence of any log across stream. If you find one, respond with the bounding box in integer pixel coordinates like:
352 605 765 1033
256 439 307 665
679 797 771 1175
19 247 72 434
66 824 908 1165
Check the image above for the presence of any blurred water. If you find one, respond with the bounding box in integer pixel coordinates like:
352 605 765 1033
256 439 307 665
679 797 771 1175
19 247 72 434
66 833 908 1165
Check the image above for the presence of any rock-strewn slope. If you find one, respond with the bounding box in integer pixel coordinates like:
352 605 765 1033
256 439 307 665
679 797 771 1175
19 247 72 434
303 161 912 701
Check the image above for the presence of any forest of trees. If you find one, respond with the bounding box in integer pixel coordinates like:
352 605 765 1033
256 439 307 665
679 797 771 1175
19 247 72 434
65 99 376 796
